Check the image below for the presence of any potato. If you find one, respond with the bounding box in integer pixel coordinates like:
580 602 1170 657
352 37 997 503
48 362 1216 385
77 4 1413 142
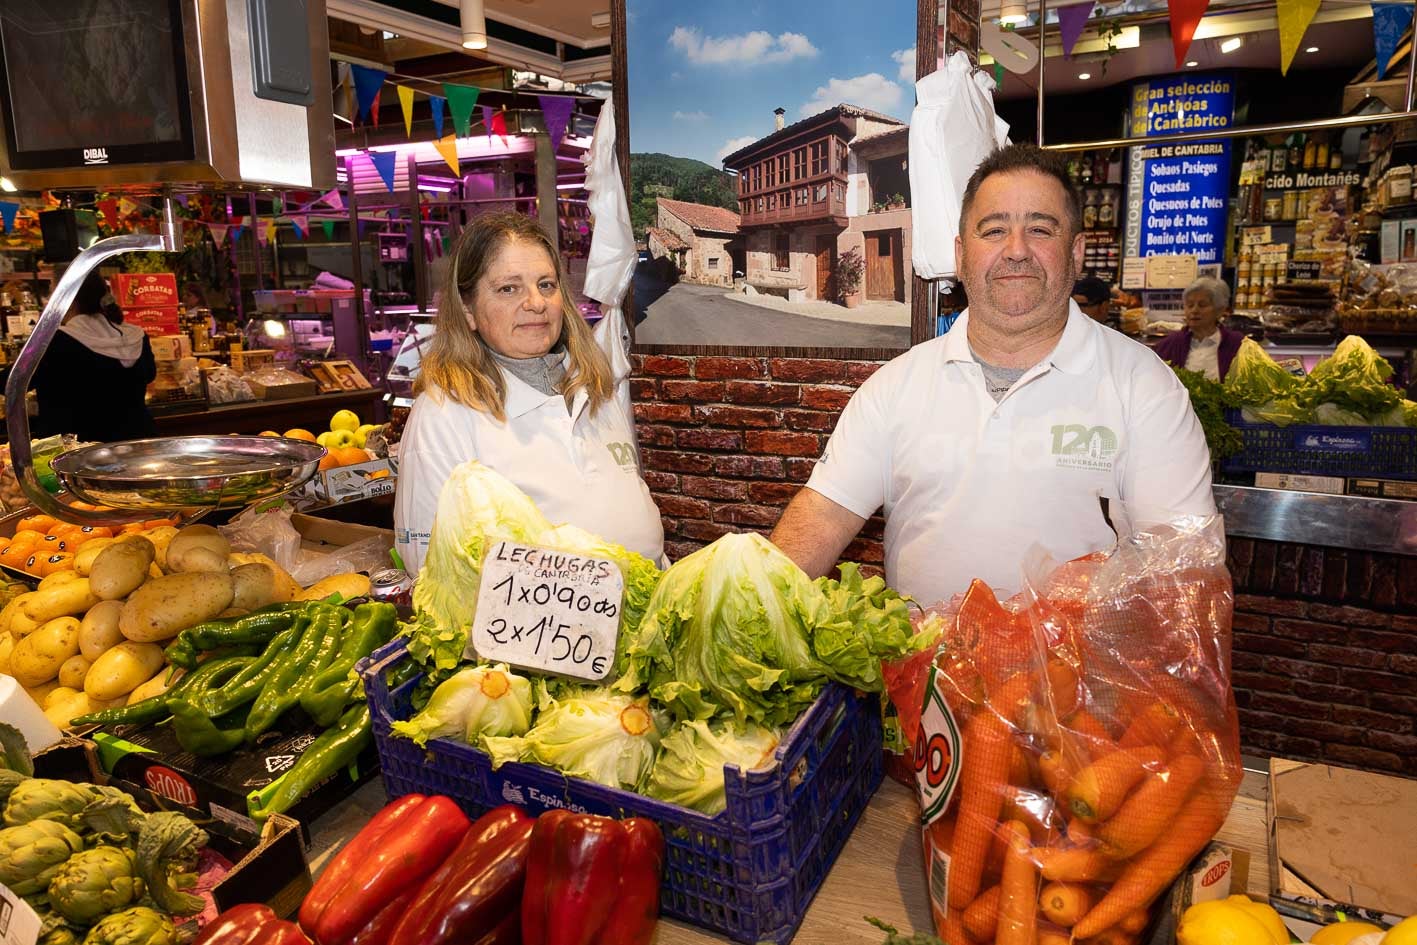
74 537 118 576
127 667 180 705
90 536 156 601
85 640 165 701
38 570 82 590
10 607 42 640
22 578 100 624
149 563 164 579
143 526 180 571
0 592 35 637
10 615 82 687
119 570 235 643
230 562 285 612
20 680 61 708
79 600 125 661
166 525 231 574
58 653 93 689
45 690 123 730
296 572 372 602
217 608 249 619
0 633 13 675
231 553 302 601
44 686 80 710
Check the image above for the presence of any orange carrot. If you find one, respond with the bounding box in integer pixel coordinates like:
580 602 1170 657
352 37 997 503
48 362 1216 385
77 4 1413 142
1066 818 1096 843
1066 707 1117 748
1034 845 1115 883
946 672 1031 911
1038 928 1071 945
1080 929 1139 945
1046 658 1081 717
995 821 1038 945
961 886 1001 942
1039 750 1074 795
1038 881 1095 927
1096 753 1205 859
941 912 979 945
1118 908 1150 935
1072 789 1228 939
1065 745 1167 823
1009 744 1032 787
1118 699 1182 749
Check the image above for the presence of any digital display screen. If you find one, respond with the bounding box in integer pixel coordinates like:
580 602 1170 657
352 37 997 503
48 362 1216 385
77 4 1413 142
0 0 191 166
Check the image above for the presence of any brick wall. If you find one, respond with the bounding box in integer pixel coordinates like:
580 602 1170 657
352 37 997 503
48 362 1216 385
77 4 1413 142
1228 538 1417 778
631 353 887 567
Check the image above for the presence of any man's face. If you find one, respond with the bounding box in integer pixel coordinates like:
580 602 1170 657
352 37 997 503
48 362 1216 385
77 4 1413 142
957 169 1084 335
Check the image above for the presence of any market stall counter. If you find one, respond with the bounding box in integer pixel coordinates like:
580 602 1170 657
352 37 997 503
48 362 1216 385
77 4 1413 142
152 389 385 438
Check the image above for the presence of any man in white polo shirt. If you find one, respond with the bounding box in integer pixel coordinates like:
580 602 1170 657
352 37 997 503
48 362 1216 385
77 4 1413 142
769 144 1215 604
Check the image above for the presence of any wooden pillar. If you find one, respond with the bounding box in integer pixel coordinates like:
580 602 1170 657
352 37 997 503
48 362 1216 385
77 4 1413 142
535 132 559 244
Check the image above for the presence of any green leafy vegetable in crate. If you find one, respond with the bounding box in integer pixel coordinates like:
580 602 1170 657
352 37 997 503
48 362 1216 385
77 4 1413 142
645 719 780 815
390 662 533 748
1295 334 1402 419
1172 367 1244 460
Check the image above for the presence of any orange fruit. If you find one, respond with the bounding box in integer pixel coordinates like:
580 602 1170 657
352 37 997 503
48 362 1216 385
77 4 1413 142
39 534 67 554
284 429 317 443
17 514 58 533
49 523 82 542
0 544 27 567
258 430 281 437
317 453 340 472
331 446 370 467
10 529 44 547
120 523 146 535
39 553 74 576
22 552 42 574
141 518 176 530
78 526 114 540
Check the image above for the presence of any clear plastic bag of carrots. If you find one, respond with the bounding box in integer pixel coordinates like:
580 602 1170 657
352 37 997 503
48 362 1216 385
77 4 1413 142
883 518 1242 945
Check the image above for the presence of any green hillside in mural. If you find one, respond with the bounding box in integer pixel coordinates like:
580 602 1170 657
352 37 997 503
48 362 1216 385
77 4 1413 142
629 153 738 239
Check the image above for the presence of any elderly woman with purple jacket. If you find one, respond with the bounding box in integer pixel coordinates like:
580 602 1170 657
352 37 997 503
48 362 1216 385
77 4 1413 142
1152 276 1245 381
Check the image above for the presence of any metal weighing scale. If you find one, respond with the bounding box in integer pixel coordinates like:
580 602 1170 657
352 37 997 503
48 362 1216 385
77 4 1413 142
4 199 325 523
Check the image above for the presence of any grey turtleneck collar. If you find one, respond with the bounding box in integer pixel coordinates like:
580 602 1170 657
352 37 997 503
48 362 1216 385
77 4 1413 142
491 345 568 397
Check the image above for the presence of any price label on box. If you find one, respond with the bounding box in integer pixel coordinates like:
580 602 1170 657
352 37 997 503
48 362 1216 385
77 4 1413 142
465 541 624 682
0 882 42 945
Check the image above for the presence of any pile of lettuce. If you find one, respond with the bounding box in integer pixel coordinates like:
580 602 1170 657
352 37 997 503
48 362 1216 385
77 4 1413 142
1224 335 1417 428
396 464 937 813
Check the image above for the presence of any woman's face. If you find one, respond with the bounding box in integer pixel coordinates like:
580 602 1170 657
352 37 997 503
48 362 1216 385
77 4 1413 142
465 239 563 359
1183 289 1223 337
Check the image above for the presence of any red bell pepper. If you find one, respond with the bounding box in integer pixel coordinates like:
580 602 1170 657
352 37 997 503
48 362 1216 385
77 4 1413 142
195 904 309 945
388 805 535 945
521 811 665 945
299 794 471 945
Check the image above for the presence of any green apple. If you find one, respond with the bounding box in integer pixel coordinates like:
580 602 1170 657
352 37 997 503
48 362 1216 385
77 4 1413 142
326 429 357 449
353 423 381 448
330 409 360 433
316 431 337 448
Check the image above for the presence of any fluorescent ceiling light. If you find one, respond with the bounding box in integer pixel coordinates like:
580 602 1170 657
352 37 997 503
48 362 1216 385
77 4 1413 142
461 0 487 49
1185 60 1199 67
999 1 1027 25
0 177 15 192
262 319 287 338
1078 72 1091 80
1220 36 1243 53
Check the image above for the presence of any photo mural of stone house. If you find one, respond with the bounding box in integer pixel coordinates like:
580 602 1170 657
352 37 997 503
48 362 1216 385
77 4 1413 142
647 197 743 288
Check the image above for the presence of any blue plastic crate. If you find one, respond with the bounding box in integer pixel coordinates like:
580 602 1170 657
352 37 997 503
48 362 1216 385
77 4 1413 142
358 639 883 945
1220 410 1417 481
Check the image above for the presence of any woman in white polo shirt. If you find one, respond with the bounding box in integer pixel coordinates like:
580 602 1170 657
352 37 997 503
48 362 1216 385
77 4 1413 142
393 213 663 576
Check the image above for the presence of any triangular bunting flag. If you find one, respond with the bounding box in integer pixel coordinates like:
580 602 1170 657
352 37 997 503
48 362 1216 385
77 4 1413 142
429 96 446 139
321 189 344 212
370 90 382 127
1168 0 1211 67
0 201 18 233
1277 0 1322 75
1373 3 1414 79
230 214 244 227
482 105 494 141
351 65 387 123
290 215 308 239
322 220 336 240
263 218 277 245
231 225 245 243
369 151 398 192
433 134 460 176
205 222 230 245
1057 2 1095 58
538 95 575 152
273 195 284 215
398 85 416 138
98 199 120 230
175 193 190 208
993 61 1005 86
491 108 508 140
444 83 480 137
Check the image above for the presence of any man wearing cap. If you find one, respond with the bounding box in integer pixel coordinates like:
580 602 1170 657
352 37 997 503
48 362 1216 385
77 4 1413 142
1072 276 1113 325
768 144 1215 604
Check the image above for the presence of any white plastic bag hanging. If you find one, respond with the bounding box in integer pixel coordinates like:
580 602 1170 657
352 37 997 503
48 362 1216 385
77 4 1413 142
909 51 1011 279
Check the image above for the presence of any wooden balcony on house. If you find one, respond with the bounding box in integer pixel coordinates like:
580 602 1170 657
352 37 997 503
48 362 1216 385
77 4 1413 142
740 192 848 227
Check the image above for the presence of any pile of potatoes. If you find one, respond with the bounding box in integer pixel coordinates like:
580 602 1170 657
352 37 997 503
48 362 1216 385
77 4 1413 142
0 523 373 729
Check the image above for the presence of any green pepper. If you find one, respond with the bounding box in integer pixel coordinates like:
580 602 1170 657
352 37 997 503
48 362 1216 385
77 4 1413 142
165 607 302 669
202 623 303 718
245 607 343 739
170 700 248 757
298 603 397 726
249 703 372 821
70 651 247 728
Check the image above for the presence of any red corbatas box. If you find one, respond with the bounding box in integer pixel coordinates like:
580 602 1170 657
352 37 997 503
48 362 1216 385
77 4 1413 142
124 306 181 338
112 272 179 308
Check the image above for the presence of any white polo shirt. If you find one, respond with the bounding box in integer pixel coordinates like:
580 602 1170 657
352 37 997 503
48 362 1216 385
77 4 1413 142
393 363 664 576
805 302 1216 604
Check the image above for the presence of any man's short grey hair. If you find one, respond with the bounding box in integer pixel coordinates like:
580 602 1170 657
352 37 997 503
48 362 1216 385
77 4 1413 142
1184 276 1230 311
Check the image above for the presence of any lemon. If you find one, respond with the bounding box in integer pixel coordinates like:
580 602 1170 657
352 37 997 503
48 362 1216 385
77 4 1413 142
1178 899 1286 945
1383 917 1417 945
316 431 337 448
1313 921 1385 945
354 423 380 448
1224 894 1290 945
330 409 360 433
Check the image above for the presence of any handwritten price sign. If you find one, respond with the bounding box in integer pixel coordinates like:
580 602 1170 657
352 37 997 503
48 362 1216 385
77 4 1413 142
465 541 625 682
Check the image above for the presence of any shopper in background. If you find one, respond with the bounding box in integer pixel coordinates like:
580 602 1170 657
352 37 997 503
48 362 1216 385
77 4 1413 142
393 212 663 576
769 144 1214 604
30 271 156 443
1152 276 1244 381
1071 276 1113 324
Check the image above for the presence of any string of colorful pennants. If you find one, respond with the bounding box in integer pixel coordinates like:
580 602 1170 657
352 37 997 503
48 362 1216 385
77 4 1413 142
1049 0 1413 79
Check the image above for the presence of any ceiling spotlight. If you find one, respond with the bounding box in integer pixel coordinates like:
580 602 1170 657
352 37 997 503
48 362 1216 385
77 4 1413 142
1078 72 1092 80
1305 46 1319 53
0 177 15 193
998 1 1028 25
1219 36 1243 54
461 0 487 50
1185 60 1199 67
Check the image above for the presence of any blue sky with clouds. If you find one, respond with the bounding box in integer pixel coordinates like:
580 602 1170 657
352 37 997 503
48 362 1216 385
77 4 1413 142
626 0 916 167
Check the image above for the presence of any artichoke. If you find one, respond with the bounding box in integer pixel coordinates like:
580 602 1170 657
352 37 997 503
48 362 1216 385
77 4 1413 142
0 768 28 807
4 779 96 831
47 846 144 925
0 819 85 895
134 813 206 916
41 929 83 945
0 721 34 775
80 907 177 945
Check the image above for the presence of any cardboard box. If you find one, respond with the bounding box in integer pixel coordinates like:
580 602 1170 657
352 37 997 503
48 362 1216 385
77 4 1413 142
291 459 396 510
151 334 193 361
126 306 182 338
246 373 319 401
310 360 373 392
1268 758 1417 920
112 272 179 308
